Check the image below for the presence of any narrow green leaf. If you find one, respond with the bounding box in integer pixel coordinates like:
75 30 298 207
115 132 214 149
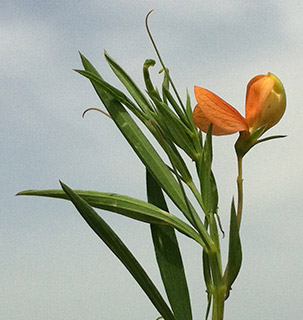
185 90 203 159
104 51 153 114
79 55 199 227
59 181 176 320
201 220 213 320
202 216 213 297
147 170 192 320
197 127 222 285
75 69 146 122
105 99 195 220
185 90 196 131
17 189 204 247
162 87 188 126
202 251 212 320
210 172 219 215
256 134 287 144
223 199 242 299
163 140 193 183
78 54 214 252
198 125 216 214
153 98 198 161
79 51 101 76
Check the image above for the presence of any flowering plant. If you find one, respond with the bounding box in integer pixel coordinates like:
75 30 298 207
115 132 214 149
17 11 286 320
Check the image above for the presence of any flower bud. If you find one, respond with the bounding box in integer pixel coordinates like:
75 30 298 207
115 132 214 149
245 73 286 134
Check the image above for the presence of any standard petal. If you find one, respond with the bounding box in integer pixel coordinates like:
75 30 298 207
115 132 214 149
193 86 248 135
245 75 275 131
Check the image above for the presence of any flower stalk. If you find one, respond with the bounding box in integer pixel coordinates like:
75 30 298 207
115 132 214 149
236 155 243 228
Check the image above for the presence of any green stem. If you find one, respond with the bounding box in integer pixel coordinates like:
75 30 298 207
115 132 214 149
236 155 243 228
211 284 226 320
208 250 225 320
167 146 216 253
209 213 222 274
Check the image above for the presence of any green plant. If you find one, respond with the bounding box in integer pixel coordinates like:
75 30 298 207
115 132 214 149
17 11 286 320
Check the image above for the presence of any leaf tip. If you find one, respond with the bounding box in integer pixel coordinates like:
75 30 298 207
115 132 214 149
59 180 65 188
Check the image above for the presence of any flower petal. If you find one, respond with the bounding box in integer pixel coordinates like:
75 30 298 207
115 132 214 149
245 75 275 131
193 86 248 135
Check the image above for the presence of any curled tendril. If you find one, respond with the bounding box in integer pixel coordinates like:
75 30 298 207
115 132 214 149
145 10 166 71
145 10 186 112
82 108 112 119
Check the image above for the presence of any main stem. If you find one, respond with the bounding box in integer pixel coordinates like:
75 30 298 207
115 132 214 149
236 155 243 228
208 221 226 320
206 249 225 320
211 285 226 320
209 154 243 320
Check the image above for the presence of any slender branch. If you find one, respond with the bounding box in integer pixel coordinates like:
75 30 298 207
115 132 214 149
236 155 243 228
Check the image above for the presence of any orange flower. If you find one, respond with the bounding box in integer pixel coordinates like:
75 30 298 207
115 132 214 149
193 73 286 136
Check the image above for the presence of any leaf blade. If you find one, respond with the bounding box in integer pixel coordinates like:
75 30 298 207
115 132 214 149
147 170 193 320
104 51 153 114
77 53 214 251
17 189 204 246
79 54 198 226
59 181 176 320
223 199 242 299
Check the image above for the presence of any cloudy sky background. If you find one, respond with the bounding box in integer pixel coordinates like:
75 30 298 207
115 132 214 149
2 1 303 319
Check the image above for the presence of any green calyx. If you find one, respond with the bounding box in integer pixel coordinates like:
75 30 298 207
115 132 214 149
235 126 286 158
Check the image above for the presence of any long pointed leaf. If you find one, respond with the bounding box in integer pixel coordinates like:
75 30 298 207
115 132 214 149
162 87 189 127
75 69 146 121
104 51 153 114
59 181 176 320
147 170 192 320
17 189 204 246
223 199 242 299
152 98 198 160
78 53 215 252
79 55 196 224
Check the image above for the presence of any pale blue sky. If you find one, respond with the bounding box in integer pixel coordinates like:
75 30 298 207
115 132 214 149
2 1 303 319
